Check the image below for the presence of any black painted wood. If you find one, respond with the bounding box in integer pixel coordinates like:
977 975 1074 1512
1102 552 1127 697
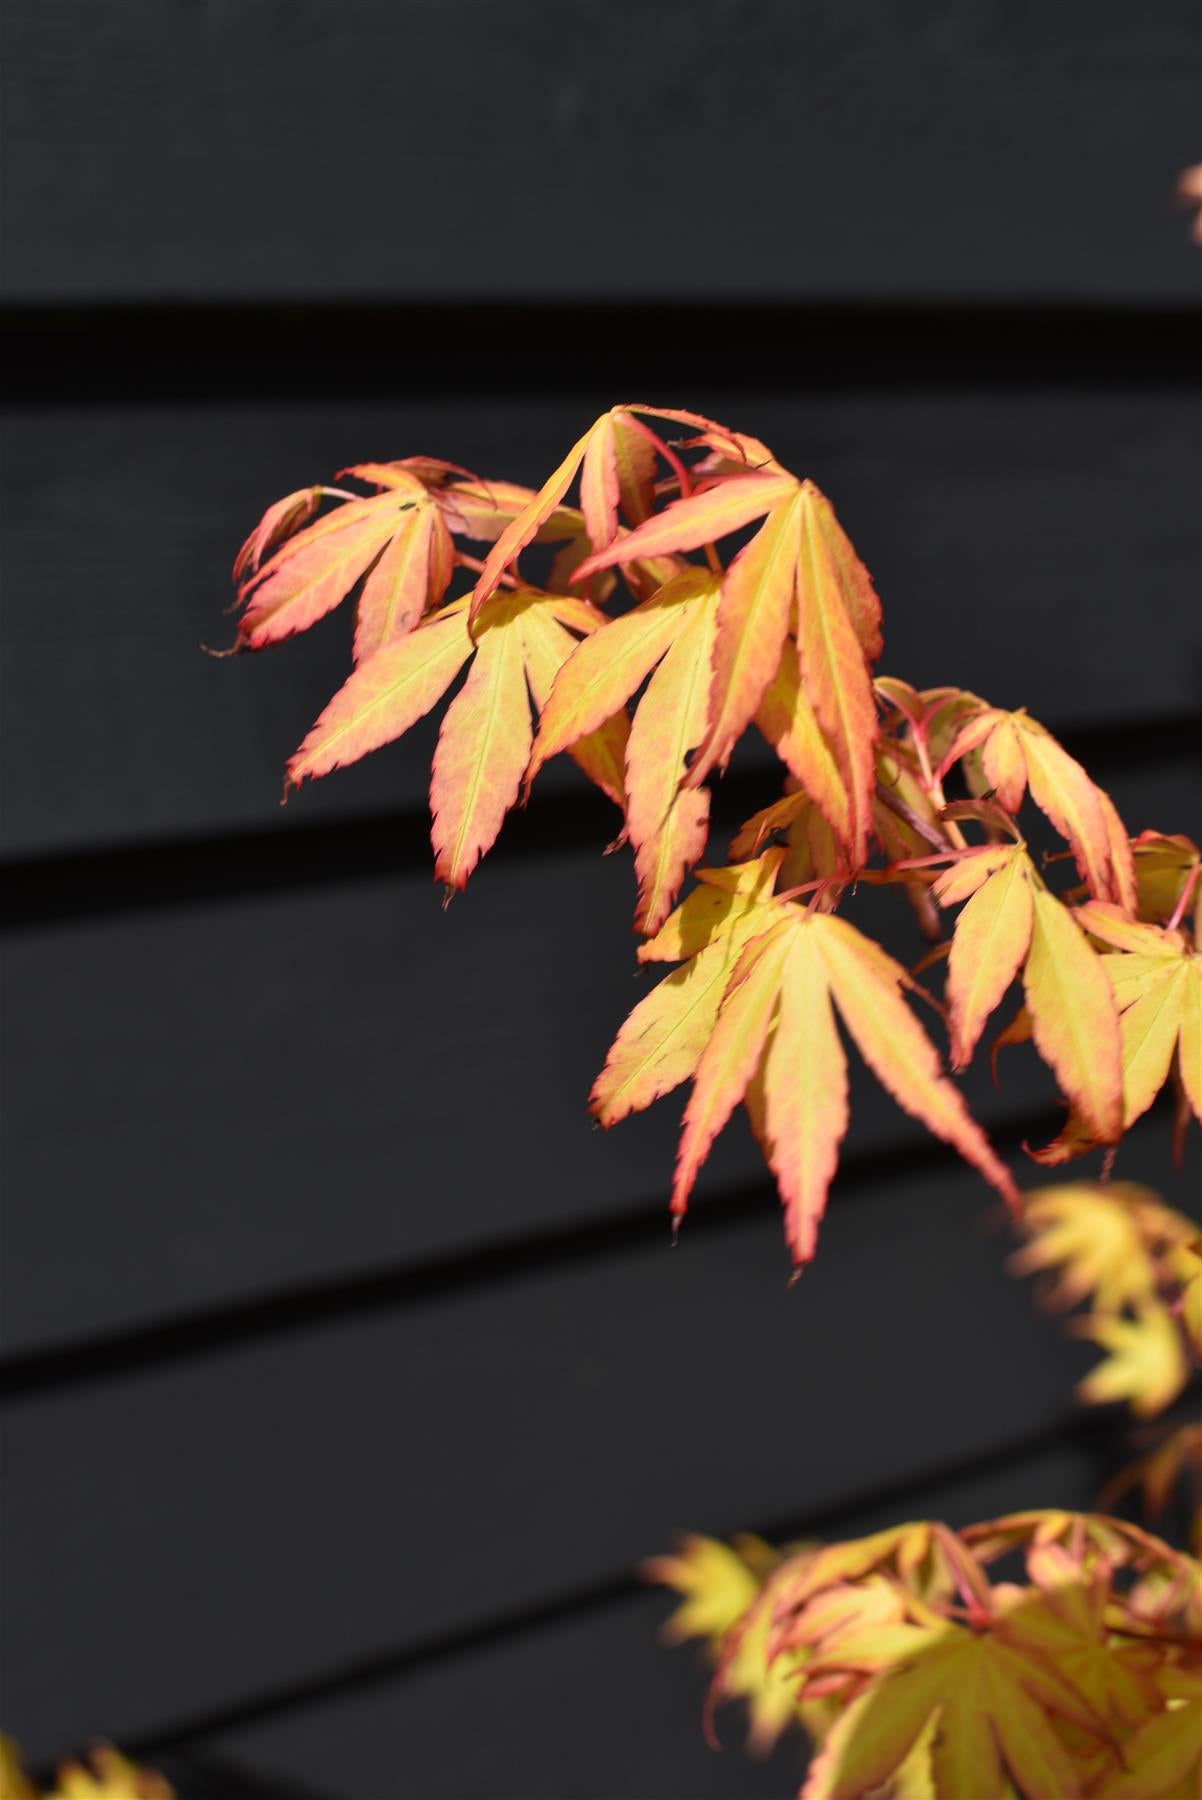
4 758 1196 1361
3 303 1200 408
4 6 1201 1785
0 1153 1125 1760
2 387 1198 856
3 2 1198 304
200 1434 1118 1800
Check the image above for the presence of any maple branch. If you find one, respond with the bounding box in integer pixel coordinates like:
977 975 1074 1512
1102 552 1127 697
910 732 969 849
1167 861 1200 933
873 779 951 852
626 414 695 500
625 412 724 575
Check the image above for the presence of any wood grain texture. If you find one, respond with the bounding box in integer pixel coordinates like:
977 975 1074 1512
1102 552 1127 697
5 758 1195 1358
0 1158 1114 1760
3 389 1198 855
2 1 1198 303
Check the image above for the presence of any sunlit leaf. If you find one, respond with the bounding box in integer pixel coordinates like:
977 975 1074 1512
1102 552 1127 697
287 589 624 889
1075 1304 1190 1418
601 857 1018 1263
940 709 1134 906
1023 887 1123 1146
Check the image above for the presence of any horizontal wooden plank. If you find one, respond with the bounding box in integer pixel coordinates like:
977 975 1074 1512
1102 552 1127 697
4 304 1199 408
5 757 1196 1360
2 1 1197 303
81 1755 318 1800
200 1434 1115 1800
0 1155 1123 1760
3 387 1198 857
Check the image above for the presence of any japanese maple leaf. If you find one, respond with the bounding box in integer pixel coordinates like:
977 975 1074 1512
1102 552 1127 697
753 639 866 858
234 466 455 656
999 1545 1164 1734
1021 906 1201 1167
938 706 1135 908
593 852 1018 1264
762 1576 931 1709
1091 1696 1202 1800
528 567 723 932
961 1508 1193 1575
644 1532 771 1644
590 852 790 1131
767 1522 962 1618
729 786 848 903
800 1601 1111 1800
429 473 586 554
470 405 676 613
573 472 883 868
1078 904 1202 1133
529 580 856 935
285 589 627 889
1074 1303 1190 1418
932 845 1124 1147
1129 831 1201 925
733 736 945 910
643 1532 806 1753
44 1743 173 1799
232 460 590 658
232 485 325 582
1008 1180 1197 1315
1183 1243 1202 1362
0 1738 37 1800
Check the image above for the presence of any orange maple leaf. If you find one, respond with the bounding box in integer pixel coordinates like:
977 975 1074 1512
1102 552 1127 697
285 589 626 889
233 460 590 657
575 474 882 868
939 707 1135 908
932 847 1126 1149
594 851 1018 1264
235 470 453 654
528 567 722 932
470 405 679 614
1078 904 1202 1133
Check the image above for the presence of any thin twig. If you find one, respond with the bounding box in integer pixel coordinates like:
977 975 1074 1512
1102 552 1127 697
874 780 951 853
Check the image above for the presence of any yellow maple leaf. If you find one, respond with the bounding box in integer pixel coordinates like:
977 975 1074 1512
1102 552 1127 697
643 1531 808 1753
1075 1307 1190 1420
595 851 1018 1265
1012 1183 1199 1419
0 1744 172 1800
0 1737 38 1800
1090 1697 1202 1800
285 587 627 889
800 1606 1104 1800
1010 1182 1185 1314
939 706 1135 909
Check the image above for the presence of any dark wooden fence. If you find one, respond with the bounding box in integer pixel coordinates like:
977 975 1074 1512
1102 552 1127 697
2 4 1199 1795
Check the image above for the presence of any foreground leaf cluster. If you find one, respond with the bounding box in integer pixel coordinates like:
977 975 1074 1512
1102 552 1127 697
1014 1182 1202 1421
0 1741 170 1800
650 1513 1202 1800
1006 1178 1202 1561
232 405 1200 1266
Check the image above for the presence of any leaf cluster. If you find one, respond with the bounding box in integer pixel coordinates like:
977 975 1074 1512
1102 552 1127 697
649 1514 1202 1799
1004 1178 1202 1559
1012 1182 1202 1420
0 1740 171 1800
231 406 1201 1267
